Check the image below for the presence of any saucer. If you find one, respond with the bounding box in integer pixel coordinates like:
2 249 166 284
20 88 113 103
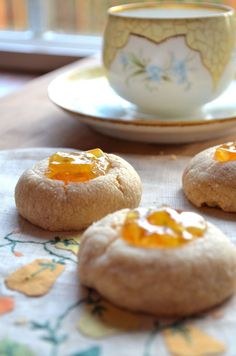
48 66 236 144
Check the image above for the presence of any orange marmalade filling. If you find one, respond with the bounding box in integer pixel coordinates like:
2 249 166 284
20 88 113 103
121 207 207 248
214 142 236 162
45 149 110 183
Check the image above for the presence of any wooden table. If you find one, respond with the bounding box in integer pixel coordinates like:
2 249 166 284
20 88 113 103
0 56 235 155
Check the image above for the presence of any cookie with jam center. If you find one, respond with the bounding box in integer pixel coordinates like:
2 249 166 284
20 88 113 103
79 207 236 317
15 149 142 231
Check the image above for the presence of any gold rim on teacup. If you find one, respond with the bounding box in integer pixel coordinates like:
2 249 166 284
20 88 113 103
108 2 234 18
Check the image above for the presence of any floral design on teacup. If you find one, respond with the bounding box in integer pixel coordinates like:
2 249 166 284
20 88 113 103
111 35 212 94
107 35 219 116
120 50 196 91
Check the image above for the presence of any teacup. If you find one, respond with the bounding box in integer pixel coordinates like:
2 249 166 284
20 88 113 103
103 2 236 117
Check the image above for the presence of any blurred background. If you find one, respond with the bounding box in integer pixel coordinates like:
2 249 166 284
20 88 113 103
0 0 235 96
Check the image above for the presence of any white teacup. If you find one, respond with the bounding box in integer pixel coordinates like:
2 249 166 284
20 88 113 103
103 2 236 117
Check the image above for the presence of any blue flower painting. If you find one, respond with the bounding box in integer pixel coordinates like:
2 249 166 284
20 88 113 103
119 50 194 90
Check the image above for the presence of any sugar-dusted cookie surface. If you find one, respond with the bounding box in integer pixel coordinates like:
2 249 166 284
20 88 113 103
183 143 236 212
15 150 142 231
79 207 236 318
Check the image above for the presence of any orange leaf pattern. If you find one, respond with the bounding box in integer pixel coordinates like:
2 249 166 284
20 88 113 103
0 296 14 316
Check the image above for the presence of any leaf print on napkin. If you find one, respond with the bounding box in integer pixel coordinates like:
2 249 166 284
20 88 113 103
163 324 226 356
77 300 144 339
71 346 101 356
0 338 34 356
5 259 65 297
0 296 14 316
54 234 82 255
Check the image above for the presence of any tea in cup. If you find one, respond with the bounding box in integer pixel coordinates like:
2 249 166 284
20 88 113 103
103 2 236 117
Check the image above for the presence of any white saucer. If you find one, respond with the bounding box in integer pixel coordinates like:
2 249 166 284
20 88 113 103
48 66 236 144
